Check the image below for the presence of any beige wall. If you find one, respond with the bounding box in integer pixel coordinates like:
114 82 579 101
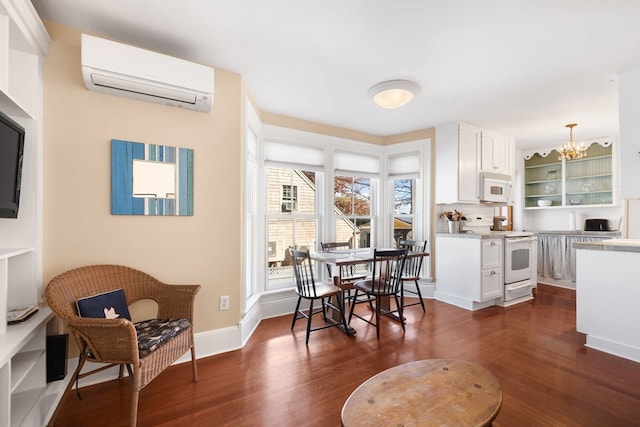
41 21 243 333
41 20 437 341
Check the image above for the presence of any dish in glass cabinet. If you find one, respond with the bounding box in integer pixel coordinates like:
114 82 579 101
569 198 581 205
537 200 552 207
582 182 595 192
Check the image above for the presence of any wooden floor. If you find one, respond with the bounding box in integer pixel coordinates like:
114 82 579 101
52 284 640 427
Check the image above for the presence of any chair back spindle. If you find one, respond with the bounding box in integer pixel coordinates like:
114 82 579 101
397 239 428 311
290 248 318 298
369 249 407 295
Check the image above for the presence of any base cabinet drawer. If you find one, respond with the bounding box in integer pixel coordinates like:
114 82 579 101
481 268 502 300
504 281 533 302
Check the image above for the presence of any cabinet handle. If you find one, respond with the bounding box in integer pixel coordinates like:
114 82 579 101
490 241 496 246
490 270 496 275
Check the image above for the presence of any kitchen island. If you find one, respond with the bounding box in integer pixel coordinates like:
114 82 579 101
435 233 504 310
575 239 640 362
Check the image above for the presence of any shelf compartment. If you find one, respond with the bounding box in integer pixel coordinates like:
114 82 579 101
10 349 44 392
11 386 46 427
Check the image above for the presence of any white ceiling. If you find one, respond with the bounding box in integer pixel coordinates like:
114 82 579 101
32 0 640 149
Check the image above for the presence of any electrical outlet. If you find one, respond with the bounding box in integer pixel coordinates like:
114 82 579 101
219 295 230 311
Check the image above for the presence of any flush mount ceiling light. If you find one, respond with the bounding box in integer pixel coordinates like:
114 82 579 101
558 123 587 161
368 79 421 109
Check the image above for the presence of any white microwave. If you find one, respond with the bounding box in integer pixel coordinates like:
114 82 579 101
480 172 511 203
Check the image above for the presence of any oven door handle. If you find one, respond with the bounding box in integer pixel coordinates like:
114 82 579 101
506 237 535 243
506 282 533 291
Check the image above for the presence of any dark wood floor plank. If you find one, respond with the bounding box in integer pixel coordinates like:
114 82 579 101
51 285 640 426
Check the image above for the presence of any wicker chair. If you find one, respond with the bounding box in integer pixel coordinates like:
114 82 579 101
45 265 200 427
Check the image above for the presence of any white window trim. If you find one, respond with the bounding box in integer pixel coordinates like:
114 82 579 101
255 125 431 290
384 138 431 277
243 99 263 313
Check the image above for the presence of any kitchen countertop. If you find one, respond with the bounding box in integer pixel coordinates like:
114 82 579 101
436 231 517 239
533 230 620 237
574 239 640 253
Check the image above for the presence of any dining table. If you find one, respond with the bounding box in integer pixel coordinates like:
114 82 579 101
310 248 429 335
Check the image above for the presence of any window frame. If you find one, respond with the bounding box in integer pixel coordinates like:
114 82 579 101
254 125 430 293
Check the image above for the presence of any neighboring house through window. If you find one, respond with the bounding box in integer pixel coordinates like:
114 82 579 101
267 168 319 290
334 175 372 248
281 184 298 212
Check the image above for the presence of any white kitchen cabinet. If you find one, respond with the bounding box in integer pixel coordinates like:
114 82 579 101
434 235 503 310
480 239 503 300
480 130 512 177
435 122 481 204
619 68 640 199
436 122 515 204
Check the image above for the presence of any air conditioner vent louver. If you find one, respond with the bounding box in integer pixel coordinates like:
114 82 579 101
81 34 214 112
91 73 198 104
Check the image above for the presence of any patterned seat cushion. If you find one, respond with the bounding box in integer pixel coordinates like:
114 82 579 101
134 318 191 357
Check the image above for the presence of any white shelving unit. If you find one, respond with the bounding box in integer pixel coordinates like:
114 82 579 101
523 142 615 209
1 308 53 427
0 1 63 426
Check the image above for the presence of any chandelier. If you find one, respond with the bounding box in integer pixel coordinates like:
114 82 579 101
558 123 587 161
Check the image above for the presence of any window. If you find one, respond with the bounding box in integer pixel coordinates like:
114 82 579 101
256 128 431 293
281 184 298 212
387 149 423 248
267 168 319 290
334 175 373 248
392 178 416 246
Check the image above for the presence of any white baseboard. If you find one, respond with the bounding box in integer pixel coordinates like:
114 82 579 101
585 335 640 363
537 277 576 290
67 289 300 387
434 290 496 311
66 284 435 387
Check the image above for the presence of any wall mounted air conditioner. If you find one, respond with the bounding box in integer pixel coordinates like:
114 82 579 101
81 34 214 112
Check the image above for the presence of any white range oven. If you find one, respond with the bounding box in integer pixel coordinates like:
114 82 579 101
502 232 537 305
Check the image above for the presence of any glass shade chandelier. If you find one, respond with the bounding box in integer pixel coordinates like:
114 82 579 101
558 123 587 161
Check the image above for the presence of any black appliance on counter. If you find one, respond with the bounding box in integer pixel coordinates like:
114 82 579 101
584 218 610 231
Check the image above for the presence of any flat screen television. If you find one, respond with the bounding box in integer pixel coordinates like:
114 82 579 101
0 110 25 219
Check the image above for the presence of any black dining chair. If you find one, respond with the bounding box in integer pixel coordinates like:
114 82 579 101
398 239 428 312
348 248 408 339
320 241 368 284
320 241 350 277
289 247 349 344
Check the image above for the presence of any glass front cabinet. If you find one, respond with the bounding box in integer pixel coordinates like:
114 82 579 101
523 140 614 209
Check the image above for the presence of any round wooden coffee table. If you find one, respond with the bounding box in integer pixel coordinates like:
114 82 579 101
341 359 502 427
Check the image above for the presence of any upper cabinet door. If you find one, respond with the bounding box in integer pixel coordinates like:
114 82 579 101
435 121 481 204
458 123 481 203
481 131 511 176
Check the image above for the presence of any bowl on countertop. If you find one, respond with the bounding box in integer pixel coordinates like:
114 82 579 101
537 200 552 207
